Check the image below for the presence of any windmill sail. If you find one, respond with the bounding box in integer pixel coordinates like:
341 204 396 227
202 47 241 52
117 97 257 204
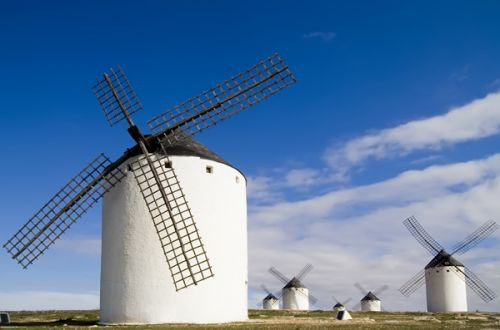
399 269 426 297
451 219 499 255
3 153 125 268
147 53 296 144
463 265 497 302
403 216 443 256
354 282 368 295
269 266 291 285
296 263 313 281
93 66 144 127
130 154 213 290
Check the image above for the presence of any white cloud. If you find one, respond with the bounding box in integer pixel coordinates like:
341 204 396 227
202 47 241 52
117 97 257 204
0 291 99 310
248 154 500 311
246 175 282 204
324 92 500 177
303 31 336 42
284 168 321 187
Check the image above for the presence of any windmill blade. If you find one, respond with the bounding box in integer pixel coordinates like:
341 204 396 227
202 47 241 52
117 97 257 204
3 153 125 268
342 297 353 306
309 292 318 305
399 269 426 297
268 266 290 285
451 220 499 256
130 152 213 291
147 53 296 145
403 216 443 256
260 284 272 295
331 294 340 303
354 282 368 295
374 285 389 297
296 263 313 281
93 66 143 127
461 265 497 302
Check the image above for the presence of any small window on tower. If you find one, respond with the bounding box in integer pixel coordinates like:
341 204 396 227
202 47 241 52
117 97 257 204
446 269 450 272
235 176 240 183
165 161 172 169
127 164 133 172
206 165 213 174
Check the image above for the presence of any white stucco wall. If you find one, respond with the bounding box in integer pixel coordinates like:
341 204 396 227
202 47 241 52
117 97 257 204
335 306 352 320
360 300 381 311
100 154 248 324
263 298 279 310
282 287 309 310
425 266 467 312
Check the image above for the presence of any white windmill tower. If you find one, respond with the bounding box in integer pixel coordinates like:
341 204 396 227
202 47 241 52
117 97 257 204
399 216 498 312
260 284 280 310
268 264 318 310
332 295 353 321
3 54 296 324
354 283 389 312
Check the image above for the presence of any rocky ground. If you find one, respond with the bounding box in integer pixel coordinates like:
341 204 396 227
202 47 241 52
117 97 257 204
2 309 500 329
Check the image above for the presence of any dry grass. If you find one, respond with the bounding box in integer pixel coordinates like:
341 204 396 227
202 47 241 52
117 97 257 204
2 309 500 329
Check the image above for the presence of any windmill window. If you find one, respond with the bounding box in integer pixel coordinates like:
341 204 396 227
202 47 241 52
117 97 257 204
436 270 439 273
206 166 213 174
446 270 450 272
127 164 133 172
165 161 172 169
235 176 240 183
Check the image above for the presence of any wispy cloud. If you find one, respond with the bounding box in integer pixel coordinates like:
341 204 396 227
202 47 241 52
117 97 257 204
248 154 500 311
303 31 336 42
324 92 500 178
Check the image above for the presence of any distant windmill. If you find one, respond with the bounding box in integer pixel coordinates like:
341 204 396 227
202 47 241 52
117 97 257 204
354 283 389 312
269 264 318 310
399 216 498 312
3 54 296 324
260 284 281 310
332 295 353 321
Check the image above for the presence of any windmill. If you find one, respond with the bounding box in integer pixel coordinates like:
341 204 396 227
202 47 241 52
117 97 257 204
353 283 389 312
399 216 498 312
3 54 296 324
260 284 281 310
268 264 318 310
332 295 353 321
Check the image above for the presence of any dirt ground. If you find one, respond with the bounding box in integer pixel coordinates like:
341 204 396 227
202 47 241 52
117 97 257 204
2 309 500 329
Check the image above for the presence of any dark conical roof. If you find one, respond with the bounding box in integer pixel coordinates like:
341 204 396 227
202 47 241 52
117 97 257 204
425 250 464 269
283 277 305 289
264 293 278 301
158 134 230 165
333 302 343 308
361 291 380 301
119 132 242 175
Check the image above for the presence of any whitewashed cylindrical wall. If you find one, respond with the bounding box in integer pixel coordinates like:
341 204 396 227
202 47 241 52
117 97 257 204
263 298 279 310
425 266 467 312
335 306 353 320
282 287 309 310
100 154 248 324
361 300 381 311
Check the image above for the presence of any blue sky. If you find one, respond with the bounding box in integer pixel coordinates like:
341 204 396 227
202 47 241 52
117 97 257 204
1 1 500 311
